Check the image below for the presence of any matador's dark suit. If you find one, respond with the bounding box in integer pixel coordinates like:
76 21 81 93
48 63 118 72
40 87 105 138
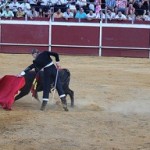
21 51 68 111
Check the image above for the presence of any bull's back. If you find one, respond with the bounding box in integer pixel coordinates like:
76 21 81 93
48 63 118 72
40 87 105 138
59 68 70 81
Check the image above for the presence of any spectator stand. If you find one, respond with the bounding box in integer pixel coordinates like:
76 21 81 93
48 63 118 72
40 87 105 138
0 0 150 58
0 0 149 22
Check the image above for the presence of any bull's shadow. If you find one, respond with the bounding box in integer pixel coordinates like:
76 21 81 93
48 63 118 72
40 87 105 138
15 69 74 107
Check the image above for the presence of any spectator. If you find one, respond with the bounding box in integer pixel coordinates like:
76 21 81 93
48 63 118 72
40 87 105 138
105 0 116 11
63 8 74 20
95 0 101 14
143 10 150 21
115 10 127 20
115 0 128 15
20 0 31 15
16 7 25 18
86 9 96 20
28 0 38 7
53 8 63 18
88 0 95 12
101 0 106 9
96 9 105 19
142 0 149 12
126 3 135 15
1 6 14 19
76 0 87 9
106 9 116 20
55 0 68 12
39 0 49 15
44 8 54 18
0 0 7 10
134 1 146 18
40 0 48 6
28 6 39 19
75 7 87 19
68 0 76 13
9 0 20 17
136 14 143 20
46 0 57 7
38 7 44 17
55 0 68 5
127 9 136 21
133 0 140 6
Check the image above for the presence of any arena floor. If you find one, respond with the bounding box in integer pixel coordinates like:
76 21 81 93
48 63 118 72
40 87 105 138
0 54 150 150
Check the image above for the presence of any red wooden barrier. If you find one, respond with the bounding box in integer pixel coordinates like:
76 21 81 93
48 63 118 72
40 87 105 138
0 19 149 58
0 23 49 53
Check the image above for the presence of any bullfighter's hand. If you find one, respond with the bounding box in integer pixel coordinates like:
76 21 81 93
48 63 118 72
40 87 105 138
56 63 61 70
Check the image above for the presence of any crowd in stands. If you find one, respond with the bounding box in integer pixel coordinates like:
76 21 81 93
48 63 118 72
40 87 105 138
0 0 149 21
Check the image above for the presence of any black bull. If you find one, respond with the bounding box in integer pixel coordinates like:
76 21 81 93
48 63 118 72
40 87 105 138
15 69 74 107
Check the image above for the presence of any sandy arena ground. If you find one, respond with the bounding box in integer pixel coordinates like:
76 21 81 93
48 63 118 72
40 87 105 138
0 54 150 150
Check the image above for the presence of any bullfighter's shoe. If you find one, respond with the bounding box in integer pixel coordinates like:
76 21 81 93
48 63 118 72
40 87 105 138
40 100 47 111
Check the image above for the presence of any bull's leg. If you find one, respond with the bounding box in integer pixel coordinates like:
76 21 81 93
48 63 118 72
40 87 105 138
15 90 29 101
15 83 31 101
60 96 69 111
66 88 74 107
33 91 41 102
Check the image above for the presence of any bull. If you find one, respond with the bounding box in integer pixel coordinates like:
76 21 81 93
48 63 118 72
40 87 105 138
15 69 74 107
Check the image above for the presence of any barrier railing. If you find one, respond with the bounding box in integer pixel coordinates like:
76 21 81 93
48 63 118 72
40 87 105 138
0 18 150 58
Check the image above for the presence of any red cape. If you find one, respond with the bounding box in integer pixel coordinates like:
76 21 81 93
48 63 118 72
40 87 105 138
0 75 25 110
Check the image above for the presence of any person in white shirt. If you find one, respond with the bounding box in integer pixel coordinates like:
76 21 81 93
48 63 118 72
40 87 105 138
56 0 68 5
115 10 127 20
9 0 20 17
20 0 31 15
87 10 96 20
106 9 116 20
96 10 105 19
76 0 87 8
28 6 39 19
54 0 68 12
1 6 14 19
115 0 127 15
88 2 95 12
143 11 150 21
28 0 37 6
0 0 7 10
47 0 57 6
127 9 136 21
63 8 74 20
40 0 49 6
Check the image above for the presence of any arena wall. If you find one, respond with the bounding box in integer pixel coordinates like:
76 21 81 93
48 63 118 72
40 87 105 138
0 19 149 58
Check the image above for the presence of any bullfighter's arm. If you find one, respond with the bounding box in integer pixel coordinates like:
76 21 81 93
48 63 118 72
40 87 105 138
20 64 35 76
48 51 60 68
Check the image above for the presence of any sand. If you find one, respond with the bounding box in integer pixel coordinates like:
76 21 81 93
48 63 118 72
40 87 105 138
0 54 150 150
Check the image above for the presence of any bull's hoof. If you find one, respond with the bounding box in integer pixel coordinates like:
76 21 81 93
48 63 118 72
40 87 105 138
71 104 74 107
40 106 46 111
63 105 69 111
